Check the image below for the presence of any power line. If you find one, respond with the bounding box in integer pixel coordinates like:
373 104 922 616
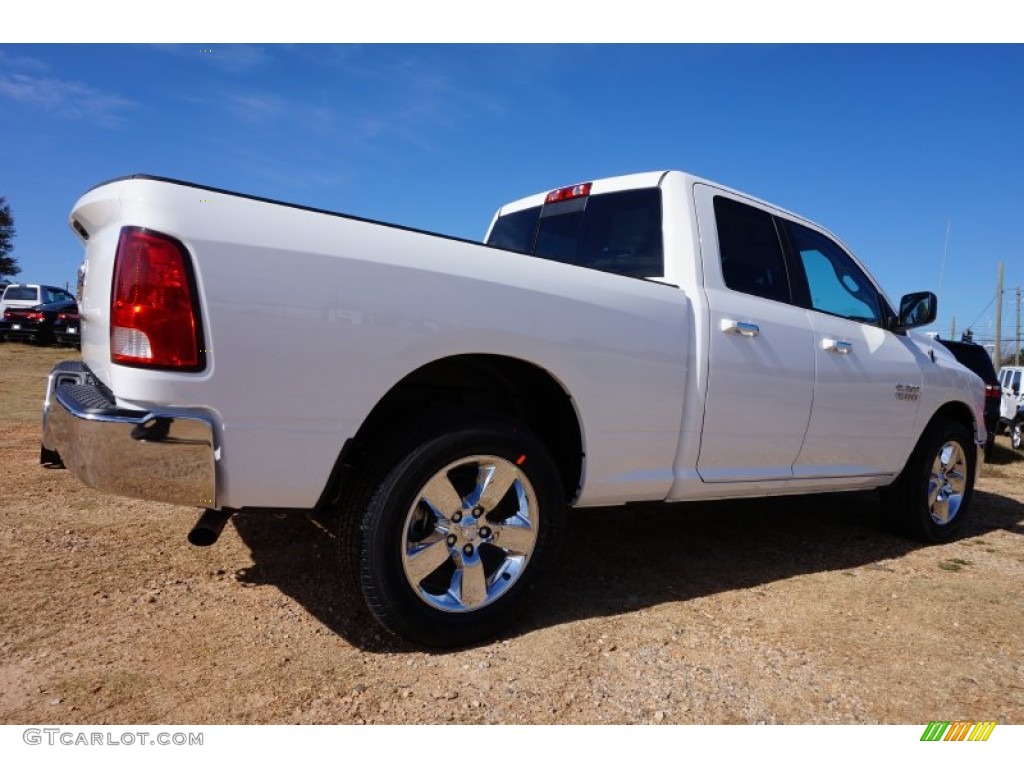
964 295 995 332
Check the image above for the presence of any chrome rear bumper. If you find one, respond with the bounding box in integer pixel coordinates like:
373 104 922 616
42 362 217 508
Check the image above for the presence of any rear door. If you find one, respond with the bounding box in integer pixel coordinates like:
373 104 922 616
694 186 815 482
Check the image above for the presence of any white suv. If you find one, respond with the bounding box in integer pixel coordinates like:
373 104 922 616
0 284 76 314
997 365 1024 450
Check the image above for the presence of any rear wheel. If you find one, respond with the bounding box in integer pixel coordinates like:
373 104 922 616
1012 418 1023 451
342 419 564 647
881 418 976 543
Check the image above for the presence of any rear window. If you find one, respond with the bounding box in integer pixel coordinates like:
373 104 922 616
486 188 664 279
2 286 39 301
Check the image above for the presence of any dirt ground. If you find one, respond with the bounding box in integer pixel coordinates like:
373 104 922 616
2 343 1022 725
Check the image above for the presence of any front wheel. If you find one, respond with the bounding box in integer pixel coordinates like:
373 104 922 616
881 418 976 543
1012 418 1023 451
348 421 564 647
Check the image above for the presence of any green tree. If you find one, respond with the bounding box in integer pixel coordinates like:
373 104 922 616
0 196 20 280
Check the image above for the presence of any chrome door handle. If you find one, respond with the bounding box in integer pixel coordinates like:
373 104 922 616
721 319 760 337
822 338 852 354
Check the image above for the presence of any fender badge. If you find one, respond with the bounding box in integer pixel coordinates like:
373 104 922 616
895 384 921 401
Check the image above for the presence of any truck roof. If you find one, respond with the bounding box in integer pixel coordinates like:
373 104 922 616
494 170 810 224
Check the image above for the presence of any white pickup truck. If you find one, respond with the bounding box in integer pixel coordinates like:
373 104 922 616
42 171 985 646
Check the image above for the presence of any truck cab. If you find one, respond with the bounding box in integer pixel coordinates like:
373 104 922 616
486 171 972 496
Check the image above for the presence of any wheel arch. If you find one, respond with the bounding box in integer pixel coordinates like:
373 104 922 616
925 400 981 445
325 354 585 507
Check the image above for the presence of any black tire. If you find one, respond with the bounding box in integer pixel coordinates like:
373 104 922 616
880 418 976 543
344 419 564 647
1012 418 1023 452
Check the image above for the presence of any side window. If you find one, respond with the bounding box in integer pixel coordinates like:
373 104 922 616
1014 371 1022 394
784 221 882 325
713 196 790 303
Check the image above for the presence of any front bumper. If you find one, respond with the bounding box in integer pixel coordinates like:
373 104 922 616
42 361 217 508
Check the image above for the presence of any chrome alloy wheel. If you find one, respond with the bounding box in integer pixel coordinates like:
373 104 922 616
400 455 539 613
928 440 968 526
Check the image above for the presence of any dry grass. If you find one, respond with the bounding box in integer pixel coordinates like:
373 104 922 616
0 342 76 424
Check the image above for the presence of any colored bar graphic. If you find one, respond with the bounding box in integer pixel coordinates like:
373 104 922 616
945 721 972 741
920 720 996 742
921 722 950 741
968 722 997 742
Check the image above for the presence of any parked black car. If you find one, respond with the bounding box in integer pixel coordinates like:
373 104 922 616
52 303 81 347
936 337 1000 460
1 300 79 346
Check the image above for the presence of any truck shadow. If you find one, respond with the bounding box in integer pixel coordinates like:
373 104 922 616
230 487 1024 653
984 439 1022 466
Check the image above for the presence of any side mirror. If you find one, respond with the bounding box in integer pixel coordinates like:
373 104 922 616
897 291 937 330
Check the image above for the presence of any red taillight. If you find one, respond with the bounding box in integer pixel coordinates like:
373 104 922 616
25 311 45 321
985 384 1001 400
545 182 592 204
111 227 204 371
57 312 77 322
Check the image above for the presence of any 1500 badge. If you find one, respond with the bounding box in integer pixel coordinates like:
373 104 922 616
895 384 921 401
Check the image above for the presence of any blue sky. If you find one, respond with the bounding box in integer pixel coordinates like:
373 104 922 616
1 43 1022 351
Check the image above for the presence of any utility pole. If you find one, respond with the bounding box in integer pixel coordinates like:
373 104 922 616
995 262 1003 367
950 315 956 340
1016 286 1021 366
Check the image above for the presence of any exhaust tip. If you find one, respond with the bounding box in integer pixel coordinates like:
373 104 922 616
188 509 233 547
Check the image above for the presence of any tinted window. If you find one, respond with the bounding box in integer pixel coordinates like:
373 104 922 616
713 196 790 303
487 188 664 278
44 288 74 304
785 222 882 325
534 202 585 265
486 207 540 255
3 286 38 301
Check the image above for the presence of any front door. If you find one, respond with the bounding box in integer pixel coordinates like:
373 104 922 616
782 220 924 477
